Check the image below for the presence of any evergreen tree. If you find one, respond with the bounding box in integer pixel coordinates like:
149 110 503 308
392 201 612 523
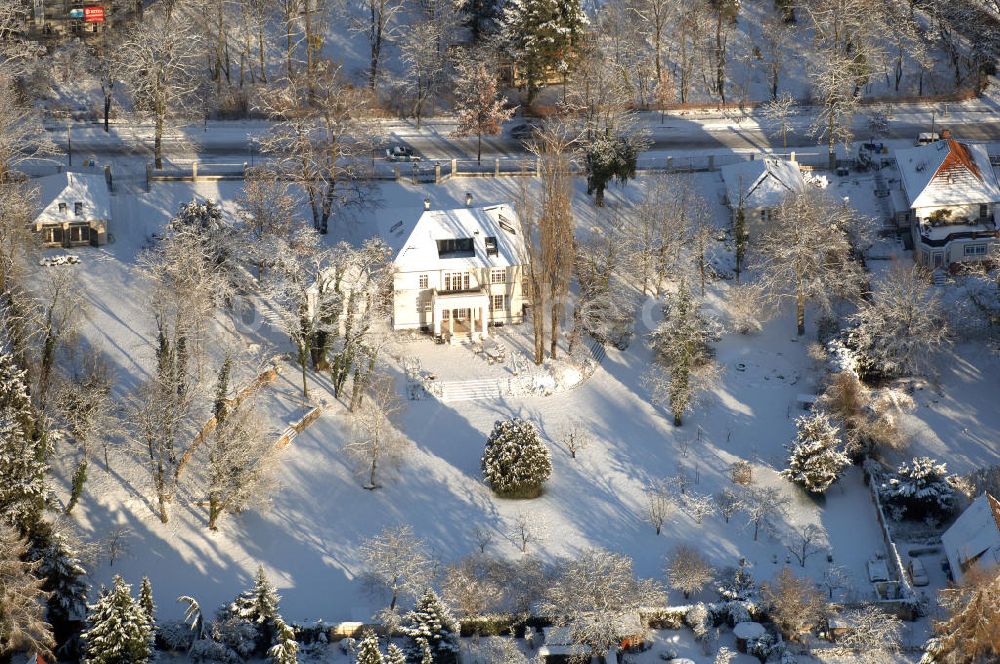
584 133 640 207
83 576 152 664
0 352 46 533
401 590 459 664
0 524 56 659
385 644 406 664
500 0 588 102
461 0 500 41
882 456 957 519
781 413 850 493
480 418 552 497
138 577 155 624
231 565 281 625
267 617 297 664
29 527 89 650
356 630 384 664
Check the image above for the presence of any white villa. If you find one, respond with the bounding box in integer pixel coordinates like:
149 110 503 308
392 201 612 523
720 157 806 230
33 172 110 247
378 202 527 340
941 493 1000 583
895 139 1000 269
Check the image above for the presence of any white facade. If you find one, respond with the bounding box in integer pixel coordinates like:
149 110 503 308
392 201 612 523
941 493 1000 583
895 140 1000 269
32 171 110 247
720 157 806 232
379 204 527 339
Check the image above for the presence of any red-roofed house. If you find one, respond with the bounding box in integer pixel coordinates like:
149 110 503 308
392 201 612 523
895 140 1000 269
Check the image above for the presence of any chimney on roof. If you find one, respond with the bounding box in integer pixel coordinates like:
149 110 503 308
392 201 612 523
423 197 430 211
465 192 473 207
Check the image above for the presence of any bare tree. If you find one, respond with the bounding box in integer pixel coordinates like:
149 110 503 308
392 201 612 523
665 544 714 599
755 188 865 336
344 372 410 490
508 510 545 554
353 0 406 89
560 422 592 460
0 79 58 181
760 566 830 640
103 527 132 566
452 55 516 162
714 487 741 523
114 1 203 168
542 549 665 658
742 486 789 541
821 565 849 600
237 170 309 283
681 492 716 525
361 525 434 613
0 525 54 659
849 263 951 379
441 555 503 619
398 20 445 127
838 604 903 664
926 564 1000 663
760 92 796 150
784 523 827 568
258 61 375 234
645 480 675 535
471 526 494 554
206 391 278 530
726 282 774 335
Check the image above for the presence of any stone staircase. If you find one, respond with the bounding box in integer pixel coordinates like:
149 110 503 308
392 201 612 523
932 269 947 287
438 378 504 402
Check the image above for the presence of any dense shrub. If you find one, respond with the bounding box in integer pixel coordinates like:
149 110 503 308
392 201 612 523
481 419 552 498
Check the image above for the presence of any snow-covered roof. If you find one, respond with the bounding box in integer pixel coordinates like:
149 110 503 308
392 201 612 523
376 204 525 273
895 140 1000 209
33 172 111 225
720 158 806 210
941 493 1000 582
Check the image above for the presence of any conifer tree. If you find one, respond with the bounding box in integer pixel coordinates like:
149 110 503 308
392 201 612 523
781 412 850 493
500 0 588 102
0 525 55 659
231 565 281 625
83 576 152 664
267 617 297 664
480 418 552 498
401 589 459 664
138 577 155 624
356 630 384 664
385 644 406 664
0 352 46 533
29 528 88 647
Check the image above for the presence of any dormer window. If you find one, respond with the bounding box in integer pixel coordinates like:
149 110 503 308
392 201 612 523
485 236 498 256
58 202 67 213
74 202 83 216
436 238 474 257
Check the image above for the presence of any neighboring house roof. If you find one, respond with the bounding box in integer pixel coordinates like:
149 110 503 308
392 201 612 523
377 204 525 273
720 158 806 210
33 171 110 226
941 493 1000 582
895 140 1000 209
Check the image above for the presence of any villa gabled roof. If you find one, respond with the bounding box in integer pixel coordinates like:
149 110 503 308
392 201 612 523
941 492 1000 582
377 204 525 272
720 157 806 210
895 140 1000 209
33 171 111 226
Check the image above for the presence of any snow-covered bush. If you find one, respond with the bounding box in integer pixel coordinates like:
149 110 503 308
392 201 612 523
157 619 196 652
746 633 777 664
641 607 689 630
781 413 850 493
685 603 710 640
212 617 260 659
880 457 958 520
480 419 552 498
190 638 241 664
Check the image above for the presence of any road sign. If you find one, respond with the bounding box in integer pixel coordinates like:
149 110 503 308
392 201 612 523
84 6 105 22
68 8 84 18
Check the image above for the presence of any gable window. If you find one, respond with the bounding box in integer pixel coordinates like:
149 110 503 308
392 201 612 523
74 202 83 216
491 294 506 311
436 237 474 257
418 274 428 288
58 202 67 214
491 269 506 284
964 244 987 256
443 272 470 292
485 236 498 256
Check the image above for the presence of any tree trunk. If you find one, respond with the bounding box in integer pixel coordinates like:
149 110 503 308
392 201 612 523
477 132 482 163
208 494 220 530
104 94 111 132
366 456 378 489
796 286 805 336
674 413 682 426
158 491 170 524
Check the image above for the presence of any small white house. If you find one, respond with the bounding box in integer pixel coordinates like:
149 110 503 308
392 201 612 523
32 172 110 247
895 139 1000 269
377 202 527 340
720 157 806 230
941 493 1000 583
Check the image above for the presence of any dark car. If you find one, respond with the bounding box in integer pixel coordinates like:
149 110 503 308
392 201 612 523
385 145 420 162
510 123 539 141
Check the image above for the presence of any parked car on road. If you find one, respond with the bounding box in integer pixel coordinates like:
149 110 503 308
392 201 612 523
385 145 421 162
510 122 539 141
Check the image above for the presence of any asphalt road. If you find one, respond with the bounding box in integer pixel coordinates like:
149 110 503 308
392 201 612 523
51 116 1000 164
